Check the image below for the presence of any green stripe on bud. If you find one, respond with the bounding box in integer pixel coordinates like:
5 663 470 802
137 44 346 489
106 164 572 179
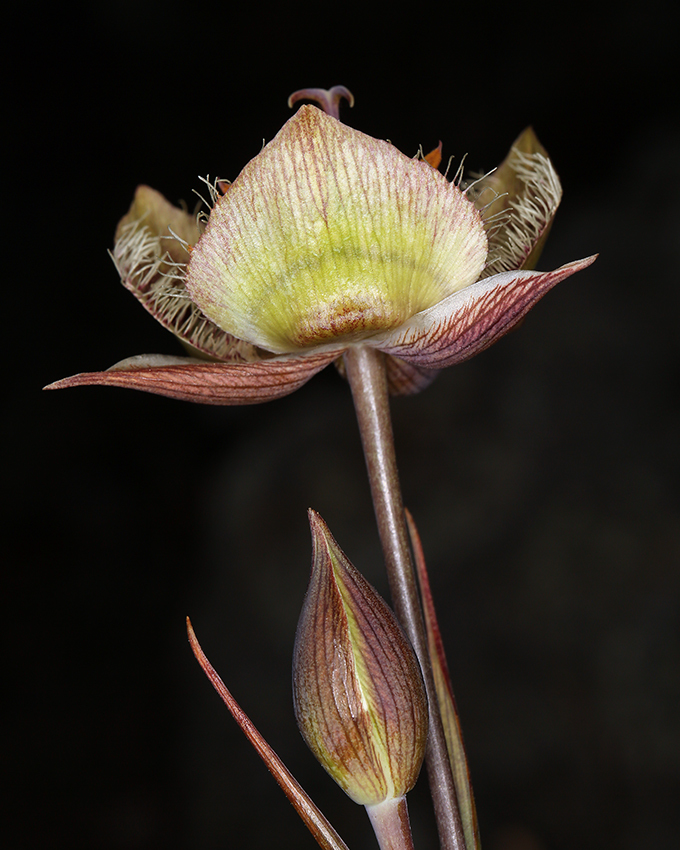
293 510 428 806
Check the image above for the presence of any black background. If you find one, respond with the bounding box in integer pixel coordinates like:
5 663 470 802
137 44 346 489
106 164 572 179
7 2 679 848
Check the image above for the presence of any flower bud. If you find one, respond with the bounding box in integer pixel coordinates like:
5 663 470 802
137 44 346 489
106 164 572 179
293 510 428 806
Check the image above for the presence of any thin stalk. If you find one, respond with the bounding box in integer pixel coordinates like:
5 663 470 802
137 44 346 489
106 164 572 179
366 797 416 850
343 346 465 850
187 618 351 850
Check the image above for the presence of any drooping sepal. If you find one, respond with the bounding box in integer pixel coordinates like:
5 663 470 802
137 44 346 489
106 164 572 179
371 256 598 369
43 350 341 405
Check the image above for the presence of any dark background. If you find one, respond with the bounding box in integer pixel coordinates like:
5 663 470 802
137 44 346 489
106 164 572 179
7 2 679 848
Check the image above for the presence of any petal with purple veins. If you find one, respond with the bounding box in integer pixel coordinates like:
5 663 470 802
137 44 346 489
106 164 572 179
44 350 343 405
372 256 597 369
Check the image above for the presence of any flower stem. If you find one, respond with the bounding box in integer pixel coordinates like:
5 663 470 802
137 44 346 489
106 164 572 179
343 346 465 850
366 797 416 850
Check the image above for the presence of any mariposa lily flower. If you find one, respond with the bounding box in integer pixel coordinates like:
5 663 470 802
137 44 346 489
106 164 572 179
46 90 595 403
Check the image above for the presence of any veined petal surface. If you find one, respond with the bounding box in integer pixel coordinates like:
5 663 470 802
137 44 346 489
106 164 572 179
293 511 427 806
186 106 488 354
372 256 597 368
112 185 260 363
470 127 561 275
44 351 341 405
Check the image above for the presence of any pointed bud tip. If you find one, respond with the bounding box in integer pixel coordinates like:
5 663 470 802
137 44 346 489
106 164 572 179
307 507 330 538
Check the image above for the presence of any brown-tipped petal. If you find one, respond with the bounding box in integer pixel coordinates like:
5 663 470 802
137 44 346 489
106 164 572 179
470 127 562 276
44 351 341 405
115 185 200 262
372 256 597 369
112 185 259 363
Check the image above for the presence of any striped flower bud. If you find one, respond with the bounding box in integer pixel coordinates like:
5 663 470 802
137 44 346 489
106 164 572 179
293 510 428 806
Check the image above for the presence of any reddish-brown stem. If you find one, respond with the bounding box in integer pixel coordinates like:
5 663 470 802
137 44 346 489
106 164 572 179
343 346 465 850
186 618 350 850
366 797 416 850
